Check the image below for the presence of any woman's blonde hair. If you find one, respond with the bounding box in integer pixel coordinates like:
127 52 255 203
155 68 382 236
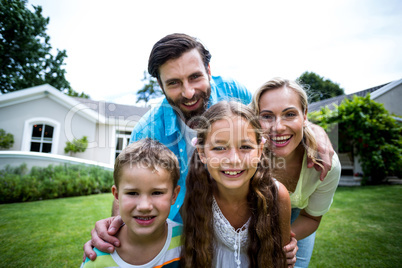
181 101 286 268
250 77 321 167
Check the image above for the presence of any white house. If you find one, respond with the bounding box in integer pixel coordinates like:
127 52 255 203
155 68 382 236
0 84 149 170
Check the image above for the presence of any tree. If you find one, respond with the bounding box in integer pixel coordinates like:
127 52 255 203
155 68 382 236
0 0 87 98
0 129 14 149
297 71 345 102
64 136 88 156
309 95 402 184
136 71 162 105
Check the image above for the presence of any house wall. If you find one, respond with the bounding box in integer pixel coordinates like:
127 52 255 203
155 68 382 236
374 83 402 116
0 151 113 171
0 96 104 162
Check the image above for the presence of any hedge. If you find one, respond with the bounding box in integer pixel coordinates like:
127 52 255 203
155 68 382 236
0 163 113 203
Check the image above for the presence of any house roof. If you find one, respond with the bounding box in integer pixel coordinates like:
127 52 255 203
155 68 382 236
73 97 149 120
370 78 402 99
308 81 391 113
0 84 150 124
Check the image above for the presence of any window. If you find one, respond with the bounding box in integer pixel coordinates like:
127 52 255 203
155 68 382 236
115 130 132 159
30 124 54 153
22 118 60 154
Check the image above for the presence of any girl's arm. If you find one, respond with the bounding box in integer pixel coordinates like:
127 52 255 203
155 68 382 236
291 209 322 240
277 182 292 246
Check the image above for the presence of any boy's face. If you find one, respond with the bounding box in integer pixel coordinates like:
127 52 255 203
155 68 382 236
112 165 180 239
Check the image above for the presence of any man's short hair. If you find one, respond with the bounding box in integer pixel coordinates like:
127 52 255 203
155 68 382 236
148 33 212 82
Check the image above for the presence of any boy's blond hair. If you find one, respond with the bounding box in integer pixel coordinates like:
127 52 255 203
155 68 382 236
113 138 180 189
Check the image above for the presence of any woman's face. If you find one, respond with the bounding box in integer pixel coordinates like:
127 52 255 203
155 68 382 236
258 86 306 159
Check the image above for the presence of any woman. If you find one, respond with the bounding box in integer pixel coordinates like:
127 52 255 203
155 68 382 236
251 77 341 268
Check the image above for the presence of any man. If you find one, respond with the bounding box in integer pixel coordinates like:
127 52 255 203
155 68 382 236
84 33 334 266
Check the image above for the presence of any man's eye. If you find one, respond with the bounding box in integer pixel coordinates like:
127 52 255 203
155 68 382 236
190 74 201 80
167 81 178 86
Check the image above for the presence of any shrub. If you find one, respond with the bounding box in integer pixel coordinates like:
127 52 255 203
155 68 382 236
64 136 88 156
309 94 402 184
0 129 14 149
0 163 113 203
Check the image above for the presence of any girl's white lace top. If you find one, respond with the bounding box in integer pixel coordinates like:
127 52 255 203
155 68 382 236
212 196 250 268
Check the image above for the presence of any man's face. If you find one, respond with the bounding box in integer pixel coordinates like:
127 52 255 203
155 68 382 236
158 49 212 124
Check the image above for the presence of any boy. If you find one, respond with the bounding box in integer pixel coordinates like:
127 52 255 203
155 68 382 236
81 138 182 267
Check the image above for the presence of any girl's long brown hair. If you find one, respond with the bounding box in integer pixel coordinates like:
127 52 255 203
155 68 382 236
181 101 287 267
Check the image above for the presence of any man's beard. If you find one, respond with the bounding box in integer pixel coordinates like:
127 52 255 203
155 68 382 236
165 85 211 127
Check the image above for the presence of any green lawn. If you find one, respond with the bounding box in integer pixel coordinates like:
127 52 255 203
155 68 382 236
0 185 401 267
310 185 402 267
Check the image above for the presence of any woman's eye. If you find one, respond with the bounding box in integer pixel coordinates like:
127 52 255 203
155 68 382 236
152 191 164 195
127 192 138 196
285 112 297 118
240 145 253 150
260 114 274 120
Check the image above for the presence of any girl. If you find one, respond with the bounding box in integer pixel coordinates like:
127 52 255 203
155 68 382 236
181 101 291 268
251 77 341 267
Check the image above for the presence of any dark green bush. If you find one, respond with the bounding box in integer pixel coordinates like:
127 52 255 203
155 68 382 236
309 94 402 184
0 163 113 203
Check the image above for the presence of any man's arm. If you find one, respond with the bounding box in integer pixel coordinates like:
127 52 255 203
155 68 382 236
83 215 124 261
307 123 334 181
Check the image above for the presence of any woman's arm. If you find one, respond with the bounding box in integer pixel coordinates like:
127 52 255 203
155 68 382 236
291 209 322 240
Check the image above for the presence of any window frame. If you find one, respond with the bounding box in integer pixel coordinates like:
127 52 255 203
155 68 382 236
114 129 132 159
22 117 60 154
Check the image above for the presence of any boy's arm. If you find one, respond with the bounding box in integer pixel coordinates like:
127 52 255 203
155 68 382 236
306 123 334 181
83 215 124 261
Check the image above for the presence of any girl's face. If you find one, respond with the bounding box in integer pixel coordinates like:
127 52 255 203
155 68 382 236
198 116 262 193
258 86 307 159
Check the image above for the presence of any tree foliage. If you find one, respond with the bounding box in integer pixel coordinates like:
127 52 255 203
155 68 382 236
136 71 162 104
64 136 88 156
297 71 345 102
0 0 87 98
309 95 402 184
0 129 14 149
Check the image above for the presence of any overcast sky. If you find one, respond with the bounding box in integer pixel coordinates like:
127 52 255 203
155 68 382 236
28 0 402 105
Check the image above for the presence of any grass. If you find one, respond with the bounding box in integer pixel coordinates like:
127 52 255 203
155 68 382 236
310 185 402 267
0 193 114 267
0 185 401 267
